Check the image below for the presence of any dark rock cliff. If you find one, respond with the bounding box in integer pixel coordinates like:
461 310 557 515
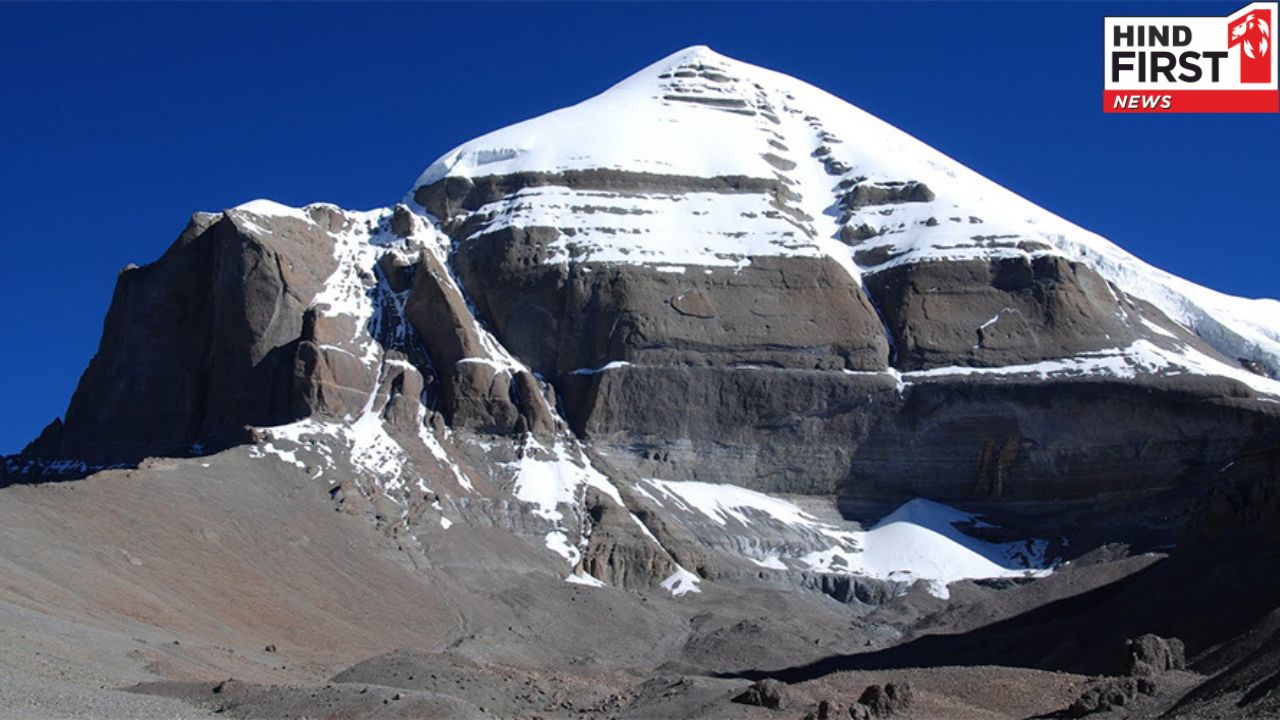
8 190 1280 512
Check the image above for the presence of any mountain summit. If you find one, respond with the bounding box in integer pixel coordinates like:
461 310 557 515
3 47 1280 718
415 44 1280 378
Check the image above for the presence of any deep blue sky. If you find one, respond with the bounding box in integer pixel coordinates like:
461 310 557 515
1 2 1276 454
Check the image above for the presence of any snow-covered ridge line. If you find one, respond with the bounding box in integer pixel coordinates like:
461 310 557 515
1052 229 1280 379
577 338 1278 397
905 339 1280 397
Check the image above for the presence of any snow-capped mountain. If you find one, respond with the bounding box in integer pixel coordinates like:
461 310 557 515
6 45 1279 601
5 44 1280 720
414 45 1280 380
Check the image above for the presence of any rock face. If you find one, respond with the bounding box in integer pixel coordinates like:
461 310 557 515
403 241 529 435
41 206 343 465
4 45 1280 611
448 248 891 376
863 256 1141 371
579 489 677 590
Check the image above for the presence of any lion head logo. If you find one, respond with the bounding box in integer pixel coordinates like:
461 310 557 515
1232 13 1271 59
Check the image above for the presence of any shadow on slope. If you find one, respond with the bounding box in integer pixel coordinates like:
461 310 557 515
723 532 1280 683
1165 608 1280 718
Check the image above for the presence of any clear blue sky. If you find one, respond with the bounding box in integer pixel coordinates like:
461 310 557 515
2 2 1276 454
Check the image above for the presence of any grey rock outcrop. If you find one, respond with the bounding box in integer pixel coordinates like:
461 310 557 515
402 238 555 437
1126 634 1186 677
45 207 344 465
292 308 374 420
579 490 677 590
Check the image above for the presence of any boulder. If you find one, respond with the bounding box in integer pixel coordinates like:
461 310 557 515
1126 634 1186 677
732 678 788 710
1065 677 1155 717
851 682 914 718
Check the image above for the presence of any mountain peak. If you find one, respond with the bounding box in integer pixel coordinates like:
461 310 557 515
410 44 801 190
656 43 726 64
408 48 1280 380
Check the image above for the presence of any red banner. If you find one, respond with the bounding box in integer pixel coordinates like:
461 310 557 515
1104 89 1279 112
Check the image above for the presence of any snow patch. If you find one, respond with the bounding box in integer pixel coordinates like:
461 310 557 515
569 361 633 376
642 479 1050 595
510 440 621 521
248 442 307 470
565 571 607 588
660 566 702 597
749 555 788 570
1140 316 1179 339
642 479 816 527
231 199 317 223
544 531 580 564
839 498 1049 595
507 440 625 566
907 339 1280 397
